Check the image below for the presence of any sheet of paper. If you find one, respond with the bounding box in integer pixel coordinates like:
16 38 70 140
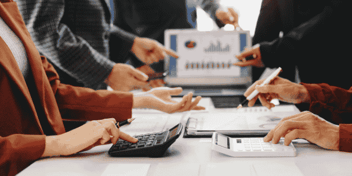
193 105 300 131
101 164 150 176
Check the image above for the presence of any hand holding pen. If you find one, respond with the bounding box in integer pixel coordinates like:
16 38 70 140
115 118 135 128
238 67 282 109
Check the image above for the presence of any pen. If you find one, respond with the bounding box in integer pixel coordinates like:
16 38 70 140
115 118 135 128
237 67 282 109
146 71 168 81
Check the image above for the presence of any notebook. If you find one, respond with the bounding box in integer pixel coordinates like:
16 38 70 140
183 105 300 138
164 29 252 97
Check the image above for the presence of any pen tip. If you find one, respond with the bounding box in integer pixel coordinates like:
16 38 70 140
237 104 242 109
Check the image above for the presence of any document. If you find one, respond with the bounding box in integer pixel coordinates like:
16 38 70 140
184 105 300 137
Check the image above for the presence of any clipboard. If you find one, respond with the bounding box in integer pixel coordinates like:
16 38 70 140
183 105 300 138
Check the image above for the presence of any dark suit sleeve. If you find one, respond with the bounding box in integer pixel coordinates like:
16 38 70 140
302 83 352 124
109 25 137 63
197 0 225 28
259 0 349 68
16 0 125 89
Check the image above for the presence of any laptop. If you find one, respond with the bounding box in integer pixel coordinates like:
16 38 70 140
164 29 253 107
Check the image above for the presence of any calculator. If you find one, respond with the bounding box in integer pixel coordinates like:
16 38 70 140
211 132 296 157
108 123 183 157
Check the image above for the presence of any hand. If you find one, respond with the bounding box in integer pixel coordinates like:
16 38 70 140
105 63 148 91
131 37 179 65
264 111 339 150
244 76 310 109
43 118 138 157
136 65 165 91
133 87 205 113
216 7 240 29
234 46 264 67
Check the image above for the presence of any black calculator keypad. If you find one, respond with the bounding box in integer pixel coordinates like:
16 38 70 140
112 132 167 151
108 123 183 157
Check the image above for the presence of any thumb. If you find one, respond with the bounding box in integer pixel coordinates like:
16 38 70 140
167 87 183 95
129 67 148 81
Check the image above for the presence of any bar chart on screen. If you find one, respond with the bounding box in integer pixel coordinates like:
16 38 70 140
176 32 242 77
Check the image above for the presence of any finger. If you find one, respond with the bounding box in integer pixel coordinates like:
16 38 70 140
178 92 193 112
256 84 282 95
247 97 258 107
244 80 264 98
164 48 179 58
119 131 138 143
167 87 183 96
192 106 206 110
106 121 121 144
188 96 202 110
169 93 190 113
284 129 305 146
129 68 149 81
233 59 258 67
279 111 311 123
264 129 275 142
228 8 238 21
149 79 164 88
236 49 255 60
272 120 306 144
257 94 273 109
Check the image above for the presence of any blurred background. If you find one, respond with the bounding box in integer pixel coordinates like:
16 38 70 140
196 0 262 36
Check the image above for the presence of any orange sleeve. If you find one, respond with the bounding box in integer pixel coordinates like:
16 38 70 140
40 55 133 122
0 134 45 176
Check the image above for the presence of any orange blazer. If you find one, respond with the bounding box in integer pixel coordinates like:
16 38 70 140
0 1 133 175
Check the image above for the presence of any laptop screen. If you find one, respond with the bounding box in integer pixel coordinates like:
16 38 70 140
164 29 252 86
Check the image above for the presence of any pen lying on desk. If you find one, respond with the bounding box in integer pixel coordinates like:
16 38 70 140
115 118 135 128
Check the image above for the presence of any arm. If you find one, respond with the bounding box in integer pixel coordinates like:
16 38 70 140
259 0 349 68
16 0 129 89
0 135 45 176
40 55 134 122
302 83 352 124
339 124 352 152
192 0 224 28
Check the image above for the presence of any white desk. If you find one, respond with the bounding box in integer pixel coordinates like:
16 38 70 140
18 98 352 176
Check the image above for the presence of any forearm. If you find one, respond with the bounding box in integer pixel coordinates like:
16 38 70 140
303 83 352 124
0 135 46 175
17 0 115 89
339 124 352 152
197 0 225 27
109 25 136 62
260 1 346 68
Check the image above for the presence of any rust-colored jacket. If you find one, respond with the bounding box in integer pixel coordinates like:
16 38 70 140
0 1 133 175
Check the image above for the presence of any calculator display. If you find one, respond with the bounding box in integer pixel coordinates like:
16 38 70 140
168 126 178 139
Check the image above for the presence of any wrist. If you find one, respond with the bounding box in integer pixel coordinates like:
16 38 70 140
42 136 60 157
298 85 310 103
